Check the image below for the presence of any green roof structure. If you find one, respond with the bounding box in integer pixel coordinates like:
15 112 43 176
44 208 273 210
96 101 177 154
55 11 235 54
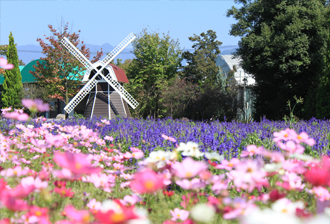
0 59 85 84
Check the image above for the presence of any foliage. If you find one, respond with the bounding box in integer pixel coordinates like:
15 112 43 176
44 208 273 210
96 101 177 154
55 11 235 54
30 21 103 109
227 0 330 120
184 83 239 121
181 30 222 87
160 76 199 119
114 58 132 74
283 95 304 127
316 29 330 119
0 44 7 56
23 83 49 103
127 29 182 118
1 32 23 109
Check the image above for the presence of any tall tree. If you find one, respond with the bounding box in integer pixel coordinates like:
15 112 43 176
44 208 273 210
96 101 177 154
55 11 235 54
1 32 23 109
31 22 102 111
181 30 222 86
316 28 330 119
227 0 330 120
127 29 182 118
0 45 25 75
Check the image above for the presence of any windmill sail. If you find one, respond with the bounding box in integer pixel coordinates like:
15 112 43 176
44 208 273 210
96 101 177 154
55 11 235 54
61 33 138 115
101 33 136 66
60 37 95 75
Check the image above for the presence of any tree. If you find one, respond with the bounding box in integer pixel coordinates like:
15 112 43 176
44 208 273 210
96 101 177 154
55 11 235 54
181 30 222 86
227 0 330 120
316 29 330 119
126 29 182 118
0 45 25 75
160 76 199 118
31 22 102 112
1 32 23 109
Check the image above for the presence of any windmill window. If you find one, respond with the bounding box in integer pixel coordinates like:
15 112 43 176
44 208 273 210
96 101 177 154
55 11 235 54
89 66 110 80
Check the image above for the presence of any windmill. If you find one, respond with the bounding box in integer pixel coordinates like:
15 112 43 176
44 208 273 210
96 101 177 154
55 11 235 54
60 33 138 119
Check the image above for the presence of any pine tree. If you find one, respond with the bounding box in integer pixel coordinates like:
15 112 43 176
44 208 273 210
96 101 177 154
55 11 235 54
1 32 23 109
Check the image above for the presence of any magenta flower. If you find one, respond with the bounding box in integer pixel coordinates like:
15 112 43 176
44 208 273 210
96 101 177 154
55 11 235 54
0 57 14 70
172 157 208 178
53 152 102 175
22 99 50 112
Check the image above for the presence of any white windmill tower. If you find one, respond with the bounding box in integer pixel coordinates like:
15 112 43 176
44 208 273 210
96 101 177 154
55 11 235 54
60 33 138 119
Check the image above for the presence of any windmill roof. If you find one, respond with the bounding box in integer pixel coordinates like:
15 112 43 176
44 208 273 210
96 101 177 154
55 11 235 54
109 64 129 83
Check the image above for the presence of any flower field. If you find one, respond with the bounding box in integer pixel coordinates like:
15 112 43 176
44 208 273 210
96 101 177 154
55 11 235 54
1 110 330 223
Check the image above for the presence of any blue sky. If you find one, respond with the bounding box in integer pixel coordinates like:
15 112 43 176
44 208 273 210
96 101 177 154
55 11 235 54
0 0 241 50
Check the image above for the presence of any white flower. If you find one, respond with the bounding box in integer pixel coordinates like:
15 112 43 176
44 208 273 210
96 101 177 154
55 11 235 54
243 207 301 224
289 153 315 162
146 150 172 168
127 207 151 224
190 203 215 223
101 200 122 213
182 149 204 158
178 142 204 158
205 151 224 161
262 163 282 172
304 214 330 224
177 142 199 152
271 198 304 215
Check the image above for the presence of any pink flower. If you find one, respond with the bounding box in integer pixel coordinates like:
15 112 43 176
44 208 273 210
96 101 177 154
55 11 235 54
63 205 91 223
273 128 297 142
296 132 315 146
0 57 14 70
172 157 208 178
240 145 264 157
22 99 50 112
87 198 102 211
2 111 29 121
277 140 305 154
311 186 330 201
216 158 240 170
130 169 165 194
176 178 206 190
170 208 190 221
131 150 144 159
0 192 29 211
121 194 141 206
104 136 114 141
162 134 177 143
53 152 101 175
229 159 267 192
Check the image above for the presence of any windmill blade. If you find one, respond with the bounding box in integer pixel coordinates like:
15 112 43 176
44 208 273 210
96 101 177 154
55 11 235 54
102 71 139 109
60 37 95 75
63 74 98 114
101 33 136 67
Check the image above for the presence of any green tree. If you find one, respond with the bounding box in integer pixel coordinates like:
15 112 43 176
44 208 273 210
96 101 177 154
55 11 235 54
0 45 25 75
1 32 23 109
127 29 182 118
31 22 102 111
227 0 330 120
316 30 330 119
181 30 222 86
